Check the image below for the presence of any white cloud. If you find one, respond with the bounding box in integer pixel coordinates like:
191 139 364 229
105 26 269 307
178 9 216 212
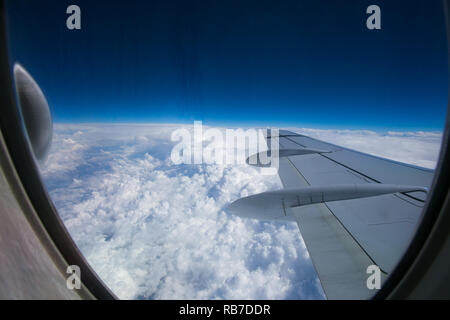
41 124 322 300
40 124 442 300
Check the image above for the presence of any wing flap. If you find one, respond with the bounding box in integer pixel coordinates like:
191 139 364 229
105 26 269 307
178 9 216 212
291 204 382 299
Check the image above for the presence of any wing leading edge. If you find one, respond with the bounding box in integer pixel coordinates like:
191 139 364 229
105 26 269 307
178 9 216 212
227 130 434 299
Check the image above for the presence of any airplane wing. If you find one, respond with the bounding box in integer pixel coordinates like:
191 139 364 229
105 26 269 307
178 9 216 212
227 130 434 299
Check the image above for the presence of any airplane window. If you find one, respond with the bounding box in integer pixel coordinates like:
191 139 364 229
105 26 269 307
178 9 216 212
3 0 448 300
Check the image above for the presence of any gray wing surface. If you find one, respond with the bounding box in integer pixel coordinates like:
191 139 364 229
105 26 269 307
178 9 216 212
228 130 434 299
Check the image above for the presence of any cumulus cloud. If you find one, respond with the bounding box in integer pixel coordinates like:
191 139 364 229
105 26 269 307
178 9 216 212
40 124 442 300
40 123 322 300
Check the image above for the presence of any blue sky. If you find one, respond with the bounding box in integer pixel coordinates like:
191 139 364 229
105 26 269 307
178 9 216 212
5 0 449 130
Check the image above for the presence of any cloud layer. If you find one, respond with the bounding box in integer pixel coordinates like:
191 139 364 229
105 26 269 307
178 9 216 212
41 124 322 299
40 124 442 299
